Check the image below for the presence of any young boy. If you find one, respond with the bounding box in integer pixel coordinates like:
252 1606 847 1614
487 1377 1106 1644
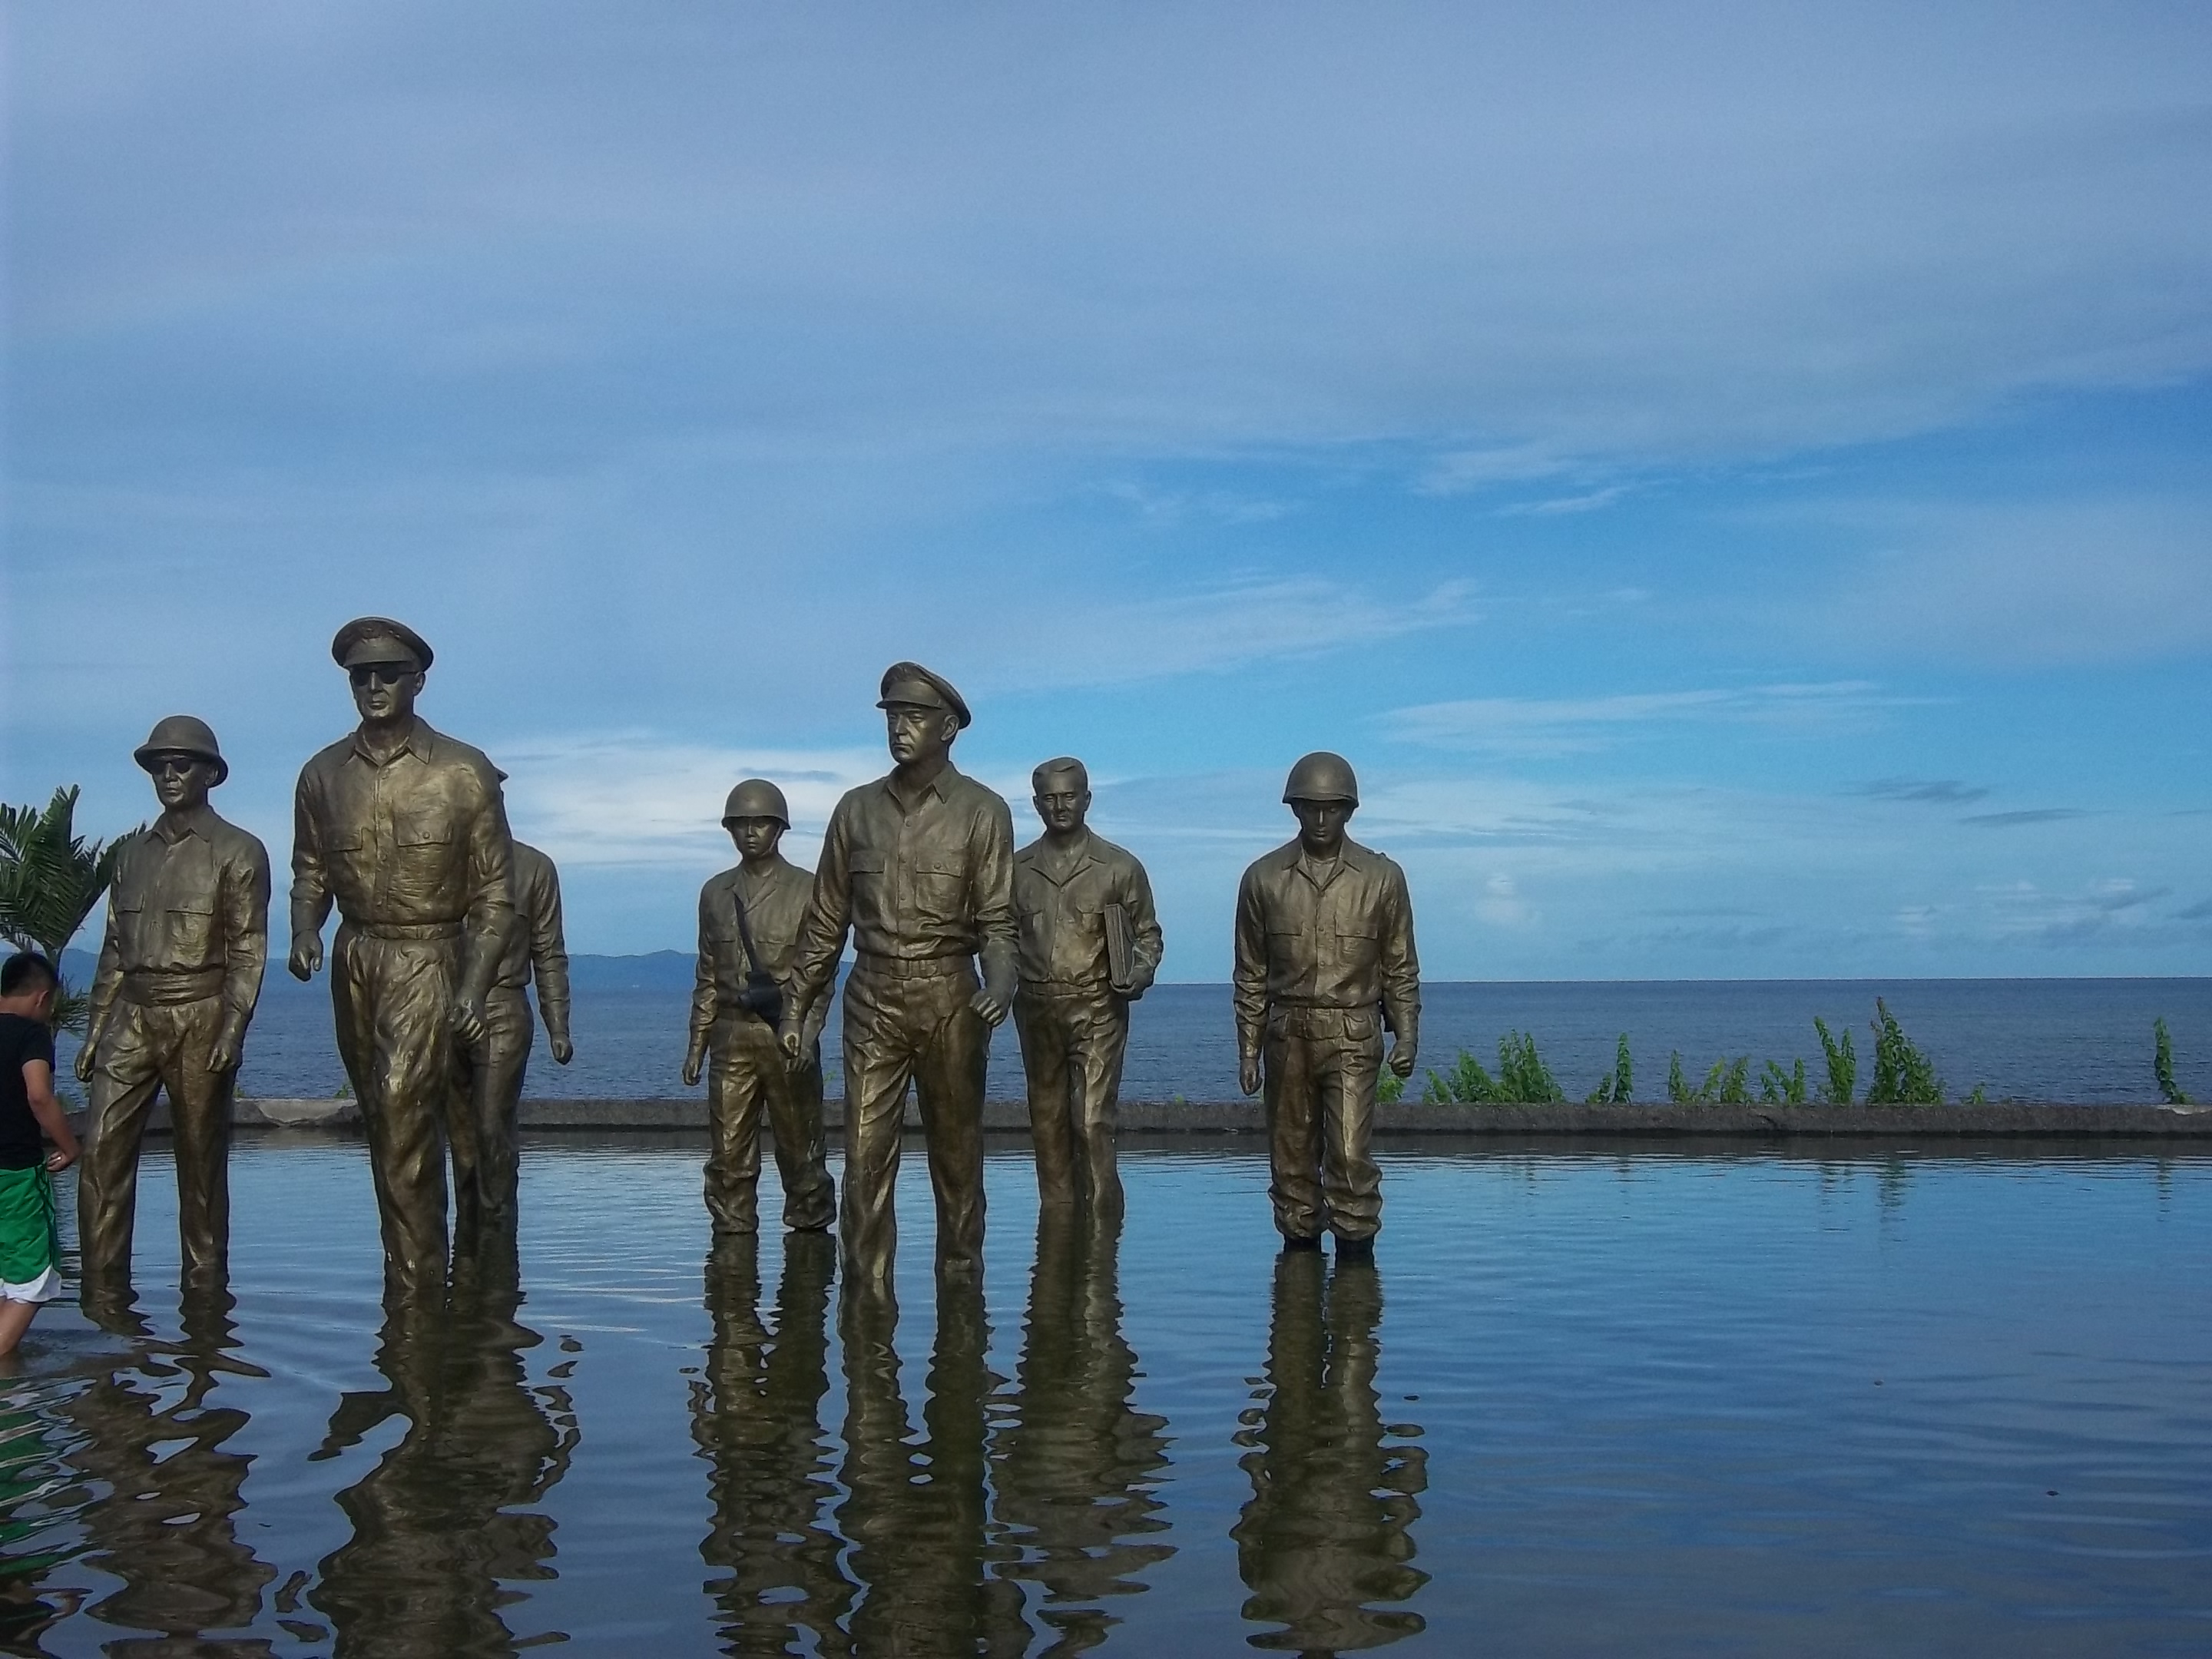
0 952 82 1356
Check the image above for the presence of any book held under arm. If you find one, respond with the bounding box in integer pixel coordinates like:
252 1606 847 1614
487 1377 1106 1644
1104 902 1141 996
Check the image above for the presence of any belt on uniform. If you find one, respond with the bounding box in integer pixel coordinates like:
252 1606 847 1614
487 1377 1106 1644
1019 978 1113 999
852 952 972 980
353 920 465 941
119 966 225 1005
1267 1005 1379 1039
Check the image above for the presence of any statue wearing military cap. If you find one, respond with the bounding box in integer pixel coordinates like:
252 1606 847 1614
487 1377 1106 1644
290 618 517 1292
79 715 270 1290
684 777 834 1235
784 661 1018 1282
1233 753 1419 1251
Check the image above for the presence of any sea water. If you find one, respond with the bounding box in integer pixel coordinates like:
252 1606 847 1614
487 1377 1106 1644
127 974 2212 1103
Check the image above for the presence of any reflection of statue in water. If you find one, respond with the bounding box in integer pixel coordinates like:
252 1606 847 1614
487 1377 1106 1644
836 1279 1027 1654
992 1209 1173 1651
693 1230 852 1651
63 1282 279 1648
452 833 572 1238
1233 1249 1429 1651
309 1237 577 1657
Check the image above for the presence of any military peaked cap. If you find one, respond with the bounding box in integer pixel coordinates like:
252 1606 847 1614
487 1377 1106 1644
876 661 971 729
331 617 434 671
134 715 230 786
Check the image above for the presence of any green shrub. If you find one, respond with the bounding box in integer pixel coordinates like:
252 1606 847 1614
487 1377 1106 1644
2154 1018 2190 1105
1377 1068 1406 1104
1813 1017 1856 1104
1866 998 1943 1105
1422 1031 1565 1104
1422 1050 1499 1104
1586 1033 1634 1103
1760 1058 1808 1104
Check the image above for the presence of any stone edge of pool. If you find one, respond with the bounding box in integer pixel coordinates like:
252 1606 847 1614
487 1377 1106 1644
105 1098 2212 1137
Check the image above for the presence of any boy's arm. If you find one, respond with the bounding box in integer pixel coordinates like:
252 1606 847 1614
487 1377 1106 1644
23 1058 79 1170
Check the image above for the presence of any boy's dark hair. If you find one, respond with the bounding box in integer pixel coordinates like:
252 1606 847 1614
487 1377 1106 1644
0 952 57 997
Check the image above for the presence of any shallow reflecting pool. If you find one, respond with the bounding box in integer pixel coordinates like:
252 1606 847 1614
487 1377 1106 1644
0 1135 2207 1655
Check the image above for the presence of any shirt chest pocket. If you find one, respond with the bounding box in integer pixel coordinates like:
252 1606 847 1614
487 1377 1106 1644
1333 916 1382 969
393 815 453 886
912 853 966 916
165 895 217 958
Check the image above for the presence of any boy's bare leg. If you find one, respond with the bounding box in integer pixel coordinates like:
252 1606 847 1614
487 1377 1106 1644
0 1300 40 1358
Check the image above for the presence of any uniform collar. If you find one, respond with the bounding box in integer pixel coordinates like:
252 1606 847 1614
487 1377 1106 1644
1025 829 1098 885
1270 836 1370 880
883 758 960 813
350 717 435 768
153 804 216 846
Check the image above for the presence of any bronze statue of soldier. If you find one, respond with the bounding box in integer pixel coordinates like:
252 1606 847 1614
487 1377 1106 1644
1012 757 1162 1217
290 618 516 1293
452 819 572 1235
783 663 1018 1282
1233 753 1419 1253
684 779 835 1234
78 717 270 1287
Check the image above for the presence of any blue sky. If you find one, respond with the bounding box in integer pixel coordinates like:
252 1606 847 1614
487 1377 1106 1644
5 2 2209 979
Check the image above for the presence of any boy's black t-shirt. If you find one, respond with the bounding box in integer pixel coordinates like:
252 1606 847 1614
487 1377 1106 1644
0 1014 55 1170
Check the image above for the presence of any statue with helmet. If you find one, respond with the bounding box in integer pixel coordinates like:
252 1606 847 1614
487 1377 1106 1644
78 715 271 1292
288 617 517 1293
684 777 835 1234
1233 752 1420 1253
782 662 1018 1283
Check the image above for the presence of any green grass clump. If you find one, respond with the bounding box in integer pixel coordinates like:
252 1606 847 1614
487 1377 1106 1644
2154 1018 2190 1105
1760 1058 1808 1104
1866 998 1943 1105
1813 1017 1856 1104
1666 1053 1753 1104
1586 1034 1634 1103
1422 1031 1565 1104
1377 1068 1406 1104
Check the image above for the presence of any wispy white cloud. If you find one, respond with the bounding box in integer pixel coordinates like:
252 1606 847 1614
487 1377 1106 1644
1791 495 2212 665
987 575 1480 690
1382 682 1900 756
496 736 884 869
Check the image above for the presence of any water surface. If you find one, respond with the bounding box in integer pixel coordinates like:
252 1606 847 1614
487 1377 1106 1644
0 1137 2206 1654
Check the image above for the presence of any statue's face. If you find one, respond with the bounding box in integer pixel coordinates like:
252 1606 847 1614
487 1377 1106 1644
884 704 956 767
146 753 218 813
1290 798 1353 856
1032 775 1090 835
349 661 424 725
727 816 785 863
